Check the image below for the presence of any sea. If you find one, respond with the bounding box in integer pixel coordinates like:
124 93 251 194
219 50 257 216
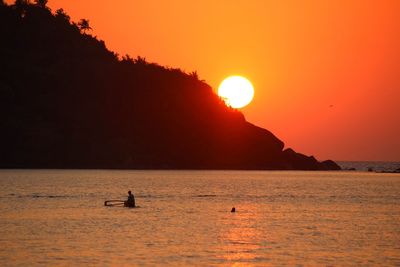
0 162 399 266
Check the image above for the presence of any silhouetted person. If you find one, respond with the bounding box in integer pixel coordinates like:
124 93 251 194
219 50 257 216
125 190 135 207
231 207 236 212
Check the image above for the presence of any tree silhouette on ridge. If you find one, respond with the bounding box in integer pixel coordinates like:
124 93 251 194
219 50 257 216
34 0 48 9
78 18 92 33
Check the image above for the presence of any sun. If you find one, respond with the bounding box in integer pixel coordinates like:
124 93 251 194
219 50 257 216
218 76 254 108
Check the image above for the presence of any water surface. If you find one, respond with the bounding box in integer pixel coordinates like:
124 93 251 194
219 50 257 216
0 170 399 266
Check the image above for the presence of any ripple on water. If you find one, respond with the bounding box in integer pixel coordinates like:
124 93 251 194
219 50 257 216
0 170 399 266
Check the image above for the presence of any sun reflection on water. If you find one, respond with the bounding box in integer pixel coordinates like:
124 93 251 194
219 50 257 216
217 204 265 264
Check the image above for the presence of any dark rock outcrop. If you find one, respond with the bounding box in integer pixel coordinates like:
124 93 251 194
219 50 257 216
0 2 340 170
320 160 341 171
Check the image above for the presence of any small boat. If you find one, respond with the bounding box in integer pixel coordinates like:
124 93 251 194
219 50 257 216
104 199 137 208
104 199 125 206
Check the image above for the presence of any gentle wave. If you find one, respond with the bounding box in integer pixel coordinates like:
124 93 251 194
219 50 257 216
3 193 74 199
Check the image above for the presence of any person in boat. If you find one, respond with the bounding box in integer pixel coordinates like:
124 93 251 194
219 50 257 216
125 190 136 207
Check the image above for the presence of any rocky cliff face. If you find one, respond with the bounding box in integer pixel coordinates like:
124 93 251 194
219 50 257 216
0 3 340 170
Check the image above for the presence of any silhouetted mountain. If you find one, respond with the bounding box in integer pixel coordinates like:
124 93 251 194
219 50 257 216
0 2 340 170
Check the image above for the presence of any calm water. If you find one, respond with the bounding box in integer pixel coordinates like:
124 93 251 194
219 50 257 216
1 170 400 266
337 161 400 172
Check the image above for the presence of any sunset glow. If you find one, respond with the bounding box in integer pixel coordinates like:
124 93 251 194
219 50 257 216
2 1 400 266
16 0 399 161
218 76 254 108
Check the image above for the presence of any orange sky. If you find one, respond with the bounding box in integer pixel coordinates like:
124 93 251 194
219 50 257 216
14 0 400 161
